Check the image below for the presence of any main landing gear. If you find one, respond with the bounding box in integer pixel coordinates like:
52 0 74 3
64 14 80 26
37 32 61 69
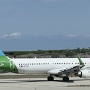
63 77 69 81
47 75 69 82
47 74 54 81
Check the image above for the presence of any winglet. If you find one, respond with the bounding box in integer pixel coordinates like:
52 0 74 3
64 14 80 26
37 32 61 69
0 50 5 56
77 55 84 65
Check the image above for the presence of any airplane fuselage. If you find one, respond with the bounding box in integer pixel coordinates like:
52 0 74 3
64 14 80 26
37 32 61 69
11 58 90 74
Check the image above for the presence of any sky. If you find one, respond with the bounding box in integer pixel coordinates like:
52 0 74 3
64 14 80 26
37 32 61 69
0 0 90 51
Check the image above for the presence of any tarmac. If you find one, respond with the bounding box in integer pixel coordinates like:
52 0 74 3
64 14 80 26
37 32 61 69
0 77 90 90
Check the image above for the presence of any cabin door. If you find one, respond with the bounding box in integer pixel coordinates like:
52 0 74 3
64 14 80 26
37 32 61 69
10 60 14 69
88 62 90 68
51 62 55 69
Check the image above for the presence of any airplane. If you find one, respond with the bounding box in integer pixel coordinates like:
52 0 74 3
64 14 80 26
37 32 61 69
0 50 90 81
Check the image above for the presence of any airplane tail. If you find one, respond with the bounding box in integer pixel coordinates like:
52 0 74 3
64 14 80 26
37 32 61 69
0 50 5 56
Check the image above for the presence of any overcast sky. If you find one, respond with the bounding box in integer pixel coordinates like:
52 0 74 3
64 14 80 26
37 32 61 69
0 0 90 51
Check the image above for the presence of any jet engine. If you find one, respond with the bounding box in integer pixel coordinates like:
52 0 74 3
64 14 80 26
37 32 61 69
75 70 90 78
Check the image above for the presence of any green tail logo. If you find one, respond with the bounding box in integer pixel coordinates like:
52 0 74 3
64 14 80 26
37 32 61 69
0 50 18 73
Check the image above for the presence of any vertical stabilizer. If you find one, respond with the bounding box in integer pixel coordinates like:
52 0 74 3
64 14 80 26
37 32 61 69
0 50 5 56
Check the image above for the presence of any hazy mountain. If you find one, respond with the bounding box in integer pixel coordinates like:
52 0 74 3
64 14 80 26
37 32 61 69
0 34 90 51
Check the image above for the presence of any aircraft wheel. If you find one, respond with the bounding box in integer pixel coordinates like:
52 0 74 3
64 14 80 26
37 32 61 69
47 76 54 81
63 77 69 81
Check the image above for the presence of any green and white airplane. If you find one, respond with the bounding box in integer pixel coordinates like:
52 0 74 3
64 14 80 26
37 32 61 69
0 50 90 81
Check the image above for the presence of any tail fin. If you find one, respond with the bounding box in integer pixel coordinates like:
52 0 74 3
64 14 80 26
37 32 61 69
0 50 5 56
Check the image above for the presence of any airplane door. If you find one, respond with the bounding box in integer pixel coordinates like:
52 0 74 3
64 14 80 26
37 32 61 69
10 60 14 69
87 62 90 69
51 62 55 69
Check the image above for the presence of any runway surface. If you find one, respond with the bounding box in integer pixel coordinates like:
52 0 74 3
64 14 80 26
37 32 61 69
0 77 90 90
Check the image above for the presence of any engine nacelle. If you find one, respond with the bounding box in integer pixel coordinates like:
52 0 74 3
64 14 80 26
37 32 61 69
76 70 90 78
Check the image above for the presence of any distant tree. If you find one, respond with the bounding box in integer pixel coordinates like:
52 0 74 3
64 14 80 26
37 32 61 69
65 50 75 57
51 54 59 58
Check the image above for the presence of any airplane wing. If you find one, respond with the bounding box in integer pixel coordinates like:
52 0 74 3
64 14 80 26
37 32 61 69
47 55 85 77
58 64 84 77
47 65 84 77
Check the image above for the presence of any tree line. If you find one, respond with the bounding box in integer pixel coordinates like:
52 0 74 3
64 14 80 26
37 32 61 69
4 47 90 58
